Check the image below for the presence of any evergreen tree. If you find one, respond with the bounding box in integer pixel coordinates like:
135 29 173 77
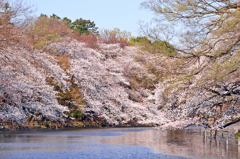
71 18 98 35
63 17 72 28
50 14 61 20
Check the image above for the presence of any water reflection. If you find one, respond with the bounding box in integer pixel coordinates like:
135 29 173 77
1 127 240 158
0 128 187 159
101 126 240 158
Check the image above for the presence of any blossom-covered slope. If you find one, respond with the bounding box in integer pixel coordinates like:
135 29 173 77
50 38 165 125
0 38 165 126
0 47 70 124
1 38 239 131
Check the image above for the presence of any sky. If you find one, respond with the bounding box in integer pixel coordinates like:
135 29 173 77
31 0 154 37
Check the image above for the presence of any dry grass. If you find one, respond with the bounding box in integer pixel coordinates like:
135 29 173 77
55 55 71 71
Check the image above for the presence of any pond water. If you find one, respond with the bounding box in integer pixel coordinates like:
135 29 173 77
0 126 240 159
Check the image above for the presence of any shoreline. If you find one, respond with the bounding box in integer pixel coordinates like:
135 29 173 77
0 123 153 132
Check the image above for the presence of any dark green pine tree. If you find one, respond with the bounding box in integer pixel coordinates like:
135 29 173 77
50 14 61 20
71 18 98 35
40 13 48 17
63 17 72 28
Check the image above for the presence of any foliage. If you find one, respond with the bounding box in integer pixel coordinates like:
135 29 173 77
26 16 71 49
235 130 240 138
25 15 71 50
33 14 99 49
130 36 177 56
62 17 72 28
45 15 99 35
50 13 61 20
70 110 82 120
150 40 177 56
129 36 151 46
43 121 50 128
70 18 98 35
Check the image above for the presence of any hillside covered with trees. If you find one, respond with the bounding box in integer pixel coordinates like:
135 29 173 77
1 0 240 133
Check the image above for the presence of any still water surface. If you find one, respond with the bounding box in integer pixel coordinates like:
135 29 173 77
0 127 239 159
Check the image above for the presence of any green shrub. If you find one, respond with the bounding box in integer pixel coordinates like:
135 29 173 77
43 121 50 128
129 36 151 46
130 36 177 56
151 40 177 56
71 110 82 119
235 130 240 138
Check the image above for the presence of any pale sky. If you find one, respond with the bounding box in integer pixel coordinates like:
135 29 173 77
31 0 154 37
